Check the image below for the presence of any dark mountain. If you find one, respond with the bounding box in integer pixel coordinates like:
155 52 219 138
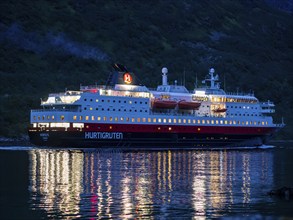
0 0 292 139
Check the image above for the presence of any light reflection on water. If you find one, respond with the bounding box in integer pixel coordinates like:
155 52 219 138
28 149 275 219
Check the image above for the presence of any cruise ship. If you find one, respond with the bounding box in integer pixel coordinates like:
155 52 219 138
28 64 284 148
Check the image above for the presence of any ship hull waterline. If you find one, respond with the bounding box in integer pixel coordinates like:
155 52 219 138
28 128 279 149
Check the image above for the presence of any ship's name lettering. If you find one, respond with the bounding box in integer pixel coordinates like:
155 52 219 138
85 132 123 139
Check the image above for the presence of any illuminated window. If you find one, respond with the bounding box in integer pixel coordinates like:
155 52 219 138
198 128 201 131
178 119 182 123
193 120 196 124
148 118 151 122
91 116 95 120
103 116 107 121
197 120 201 124
132 118 135 122
115 117 118 122
126 117 129 122
262 121 265 125
225 120 228 125
109 117 113 121
79 116 82 120
61 115 65 120
188 119 191 124
174 119 177 123
158 127 161 130
85 116 89 120
211 120 214 124
96 99 99 102
120 117 124 121
158 118 162 123
168 119 172 123
129 101 132 104
246 121 249 125
73 116 77 120
90 107 93 110
220 120 223 124
163 119 166 123
216 120 218 124
109 126 112 129
168 127 172 131
142 118 146 122
153 118 156 123
137 118 141 122
97 117 101 121
183 119 186 123
47 115 50 120
202 120 205 124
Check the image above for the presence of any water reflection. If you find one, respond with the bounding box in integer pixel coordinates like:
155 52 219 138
28 149 274 219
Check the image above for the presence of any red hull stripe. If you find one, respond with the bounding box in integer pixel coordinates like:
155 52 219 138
83 123 276 135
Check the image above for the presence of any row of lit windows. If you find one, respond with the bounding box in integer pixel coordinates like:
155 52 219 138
227 105 258 110
84 107 148 113
33 114 268 126
72 115 268 126
84 98 148 105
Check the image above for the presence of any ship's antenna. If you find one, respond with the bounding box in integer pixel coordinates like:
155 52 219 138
224 73 226 91
195 72 198 88
183 67 186 86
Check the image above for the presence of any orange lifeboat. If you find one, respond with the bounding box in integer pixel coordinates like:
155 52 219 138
153 99 177 109
213 108 227 113
178 100 201 110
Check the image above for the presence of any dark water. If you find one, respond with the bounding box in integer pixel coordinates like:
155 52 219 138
0 145 293 219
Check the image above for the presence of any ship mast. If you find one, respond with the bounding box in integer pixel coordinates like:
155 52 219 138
204 68 220 89
162 67 168 86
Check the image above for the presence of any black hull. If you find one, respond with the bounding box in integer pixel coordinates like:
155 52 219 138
28 130 273 149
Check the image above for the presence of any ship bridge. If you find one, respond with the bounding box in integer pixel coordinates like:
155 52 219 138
41 91 82 106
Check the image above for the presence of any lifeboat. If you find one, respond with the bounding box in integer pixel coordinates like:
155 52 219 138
178 100 201 110
213 108 227 113
152 99 177 109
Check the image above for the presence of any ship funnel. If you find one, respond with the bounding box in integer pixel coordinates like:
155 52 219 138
162 67 168 86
